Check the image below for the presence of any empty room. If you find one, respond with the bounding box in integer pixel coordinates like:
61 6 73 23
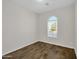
2 0 77 59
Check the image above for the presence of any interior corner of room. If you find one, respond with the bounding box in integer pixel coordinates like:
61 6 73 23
2 0 77 58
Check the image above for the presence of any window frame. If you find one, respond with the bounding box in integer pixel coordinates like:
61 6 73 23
47 16 58 39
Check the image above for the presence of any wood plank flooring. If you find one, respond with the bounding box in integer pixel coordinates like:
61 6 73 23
3 41 76 59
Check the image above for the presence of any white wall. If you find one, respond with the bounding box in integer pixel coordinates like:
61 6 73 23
38 4 76 49
2 0 38 55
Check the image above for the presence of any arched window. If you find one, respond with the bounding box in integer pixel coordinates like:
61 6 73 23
48 16 58 38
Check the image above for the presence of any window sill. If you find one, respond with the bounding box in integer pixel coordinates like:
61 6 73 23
48 37 57 39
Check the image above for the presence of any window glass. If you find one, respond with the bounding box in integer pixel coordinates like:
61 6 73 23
48 16 58 38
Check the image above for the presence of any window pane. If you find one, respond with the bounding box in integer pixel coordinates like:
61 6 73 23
48 16 57 38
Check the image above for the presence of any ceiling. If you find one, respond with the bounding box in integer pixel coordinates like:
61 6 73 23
12 0 76 13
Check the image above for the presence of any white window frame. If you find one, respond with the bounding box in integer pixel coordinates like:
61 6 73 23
48 16 58 39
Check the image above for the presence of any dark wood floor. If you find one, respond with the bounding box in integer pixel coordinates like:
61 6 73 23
3 41 76 59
